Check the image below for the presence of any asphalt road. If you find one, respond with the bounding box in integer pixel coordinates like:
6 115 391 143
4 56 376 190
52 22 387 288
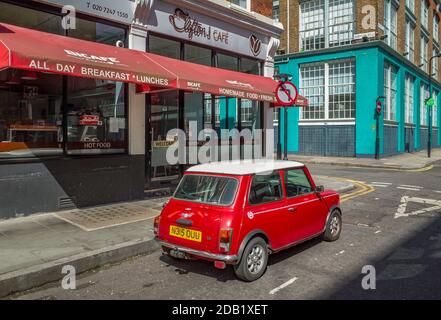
12 161 441 300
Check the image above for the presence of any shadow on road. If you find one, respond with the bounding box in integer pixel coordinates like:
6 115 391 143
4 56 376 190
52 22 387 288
158 236 324 282
321 215 441 299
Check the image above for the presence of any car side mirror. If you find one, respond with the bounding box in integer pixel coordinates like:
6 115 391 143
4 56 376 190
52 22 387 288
315 185 325 193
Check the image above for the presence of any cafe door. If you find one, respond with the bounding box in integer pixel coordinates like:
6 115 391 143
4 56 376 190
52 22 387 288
146 91 181 190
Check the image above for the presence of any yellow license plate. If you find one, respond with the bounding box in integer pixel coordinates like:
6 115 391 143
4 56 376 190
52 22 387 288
169 225 202 242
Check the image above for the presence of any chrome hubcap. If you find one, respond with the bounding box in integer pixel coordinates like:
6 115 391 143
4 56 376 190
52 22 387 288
330 215 340 236
247 244 265 274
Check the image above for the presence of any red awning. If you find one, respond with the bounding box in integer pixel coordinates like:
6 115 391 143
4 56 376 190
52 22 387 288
0 23 175 88
141 53 308 105
144 53 278 102
0 22 307 105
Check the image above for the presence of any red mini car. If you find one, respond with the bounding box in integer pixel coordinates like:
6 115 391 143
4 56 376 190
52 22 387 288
154 160 342 281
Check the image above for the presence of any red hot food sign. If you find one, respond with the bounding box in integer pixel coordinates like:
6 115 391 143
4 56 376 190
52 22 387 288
79 115 102 126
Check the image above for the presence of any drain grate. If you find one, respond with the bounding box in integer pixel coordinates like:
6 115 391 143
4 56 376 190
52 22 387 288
54 203 161 231
58 196 77 210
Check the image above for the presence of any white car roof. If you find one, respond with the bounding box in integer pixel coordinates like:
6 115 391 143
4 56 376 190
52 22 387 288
185 159 305 175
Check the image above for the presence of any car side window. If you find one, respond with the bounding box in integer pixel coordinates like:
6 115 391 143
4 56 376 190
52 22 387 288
285 168 313 198
249 171 283 205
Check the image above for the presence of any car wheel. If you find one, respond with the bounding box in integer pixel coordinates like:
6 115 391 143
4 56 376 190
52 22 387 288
322 209 342 242
234 237 268 282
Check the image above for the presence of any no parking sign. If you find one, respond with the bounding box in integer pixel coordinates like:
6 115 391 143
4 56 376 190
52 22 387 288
275 81 298 106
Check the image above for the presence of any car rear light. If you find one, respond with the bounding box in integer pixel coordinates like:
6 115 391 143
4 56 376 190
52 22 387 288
219 228 233 252
214 261 226 269
153 215 160 236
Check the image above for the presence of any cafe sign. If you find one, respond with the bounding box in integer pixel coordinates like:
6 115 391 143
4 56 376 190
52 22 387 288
169 8 229 44
149 1 269 60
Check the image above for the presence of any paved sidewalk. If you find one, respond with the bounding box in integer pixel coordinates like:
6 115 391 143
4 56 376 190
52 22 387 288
0 176 354 298
288 149 441 170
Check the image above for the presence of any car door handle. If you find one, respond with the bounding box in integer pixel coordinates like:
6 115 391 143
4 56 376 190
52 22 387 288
288 207 297 213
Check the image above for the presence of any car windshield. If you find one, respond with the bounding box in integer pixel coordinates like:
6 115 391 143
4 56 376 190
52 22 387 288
173 174 238 206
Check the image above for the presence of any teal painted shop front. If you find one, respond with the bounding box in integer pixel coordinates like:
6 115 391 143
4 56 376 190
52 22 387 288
275 41 441 158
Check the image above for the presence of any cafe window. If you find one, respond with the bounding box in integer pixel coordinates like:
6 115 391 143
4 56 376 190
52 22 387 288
216 53 238 71
0 2 63 35
240 58 261 75
0 2 129 158
0 70 63 158
68 18 126 45
66 78 126 155
148 35 181 59
184 92 205 136
184 44 212 66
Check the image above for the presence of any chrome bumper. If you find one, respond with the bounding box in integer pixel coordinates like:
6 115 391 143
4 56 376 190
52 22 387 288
156 239 238 263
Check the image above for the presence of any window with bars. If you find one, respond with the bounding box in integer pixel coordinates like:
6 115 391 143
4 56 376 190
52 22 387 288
230 0 250 10
384 0 398 50
299 0 354 52
328 0 354 47
300 60 355 120
204 93 212 124
405 74 415 124
405 20 415 62
299 0 325 51
420 84 429 126
241 99 253 124
300 64 325 119
328 61 355 118
433 47 439 78
420 36 429 72
273 0 280 22
384 61 398 121
421 0 429 30
203 94 220 125
214 99 221 124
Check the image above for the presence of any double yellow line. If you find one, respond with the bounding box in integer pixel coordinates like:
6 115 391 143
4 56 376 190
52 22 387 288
402 165 434 172
344 164 434 173
332 178 375 203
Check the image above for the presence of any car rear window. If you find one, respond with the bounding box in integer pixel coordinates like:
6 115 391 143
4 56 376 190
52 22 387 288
173 174 238 206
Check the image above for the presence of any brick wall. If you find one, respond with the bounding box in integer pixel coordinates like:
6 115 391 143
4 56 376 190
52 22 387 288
278 0 300 54
251 0 274 17
224 0 274 18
